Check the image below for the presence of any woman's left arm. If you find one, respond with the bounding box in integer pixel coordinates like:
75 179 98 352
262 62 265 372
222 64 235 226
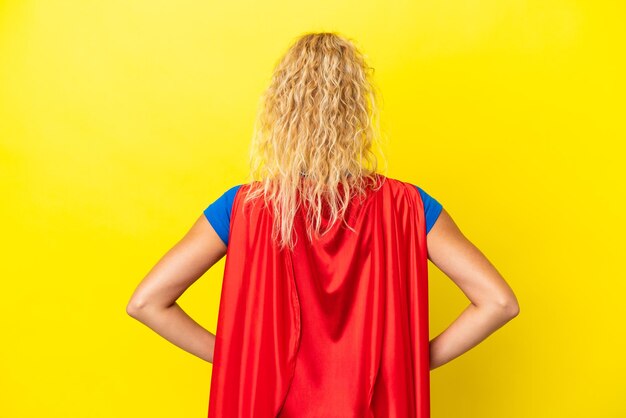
126 215 227 364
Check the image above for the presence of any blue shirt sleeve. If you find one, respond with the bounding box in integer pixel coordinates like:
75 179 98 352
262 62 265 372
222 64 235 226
203 184 243 246
414 185 443 234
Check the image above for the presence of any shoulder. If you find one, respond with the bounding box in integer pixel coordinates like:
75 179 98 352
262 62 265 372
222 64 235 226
395 178 444 235
380 175 440 203
224 184 244 206
202 184 245 246
206 184 244 211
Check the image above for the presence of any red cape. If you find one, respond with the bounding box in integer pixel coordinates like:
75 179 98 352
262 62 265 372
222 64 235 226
208 174 430 417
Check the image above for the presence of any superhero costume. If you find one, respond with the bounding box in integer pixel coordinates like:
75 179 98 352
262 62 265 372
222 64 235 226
207 174 430 417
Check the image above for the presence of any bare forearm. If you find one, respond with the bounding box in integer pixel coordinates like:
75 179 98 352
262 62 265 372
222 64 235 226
128 303 216 363
429 302 518 370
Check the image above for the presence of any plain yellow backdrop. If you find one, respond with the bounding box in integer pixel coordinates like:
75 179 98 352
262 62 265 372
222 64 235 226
1 1 624 417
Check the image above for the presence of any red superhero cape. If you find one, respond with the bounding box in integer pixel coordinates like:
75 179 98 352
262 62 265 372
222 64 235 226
207 174 430 417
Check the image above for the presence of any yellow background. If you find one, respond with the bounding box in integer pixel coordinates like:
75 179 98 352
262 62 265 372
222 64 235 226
1 1 624 417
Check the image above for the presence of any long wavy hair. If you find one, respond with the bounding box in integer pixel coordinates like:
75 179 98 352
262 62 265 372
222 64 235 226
242 31 388 251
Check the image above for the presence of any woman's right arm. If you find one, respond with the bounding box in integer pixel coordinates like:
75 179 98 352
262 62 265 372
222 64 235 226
425 208 520 370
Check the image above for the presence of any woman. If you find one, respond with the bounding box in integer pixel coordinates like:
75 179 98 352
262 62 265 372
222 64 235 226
127 32 520 417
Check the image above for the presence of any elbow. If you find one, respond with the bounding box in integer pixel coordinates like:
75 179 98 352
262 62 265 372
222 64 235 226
504 301 520 319
127 295 170 318
126 297 148 318
126 301 139 318
482 296 520 320
499 297 520 319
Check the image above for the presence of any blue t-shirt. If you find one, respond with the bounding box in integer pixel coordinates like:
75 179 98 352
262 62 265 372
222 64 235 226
204 184 443 246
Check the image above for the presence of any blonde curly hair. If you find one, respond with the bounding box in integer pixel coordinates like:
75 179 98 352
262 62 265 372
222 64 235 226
243 31 388 251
